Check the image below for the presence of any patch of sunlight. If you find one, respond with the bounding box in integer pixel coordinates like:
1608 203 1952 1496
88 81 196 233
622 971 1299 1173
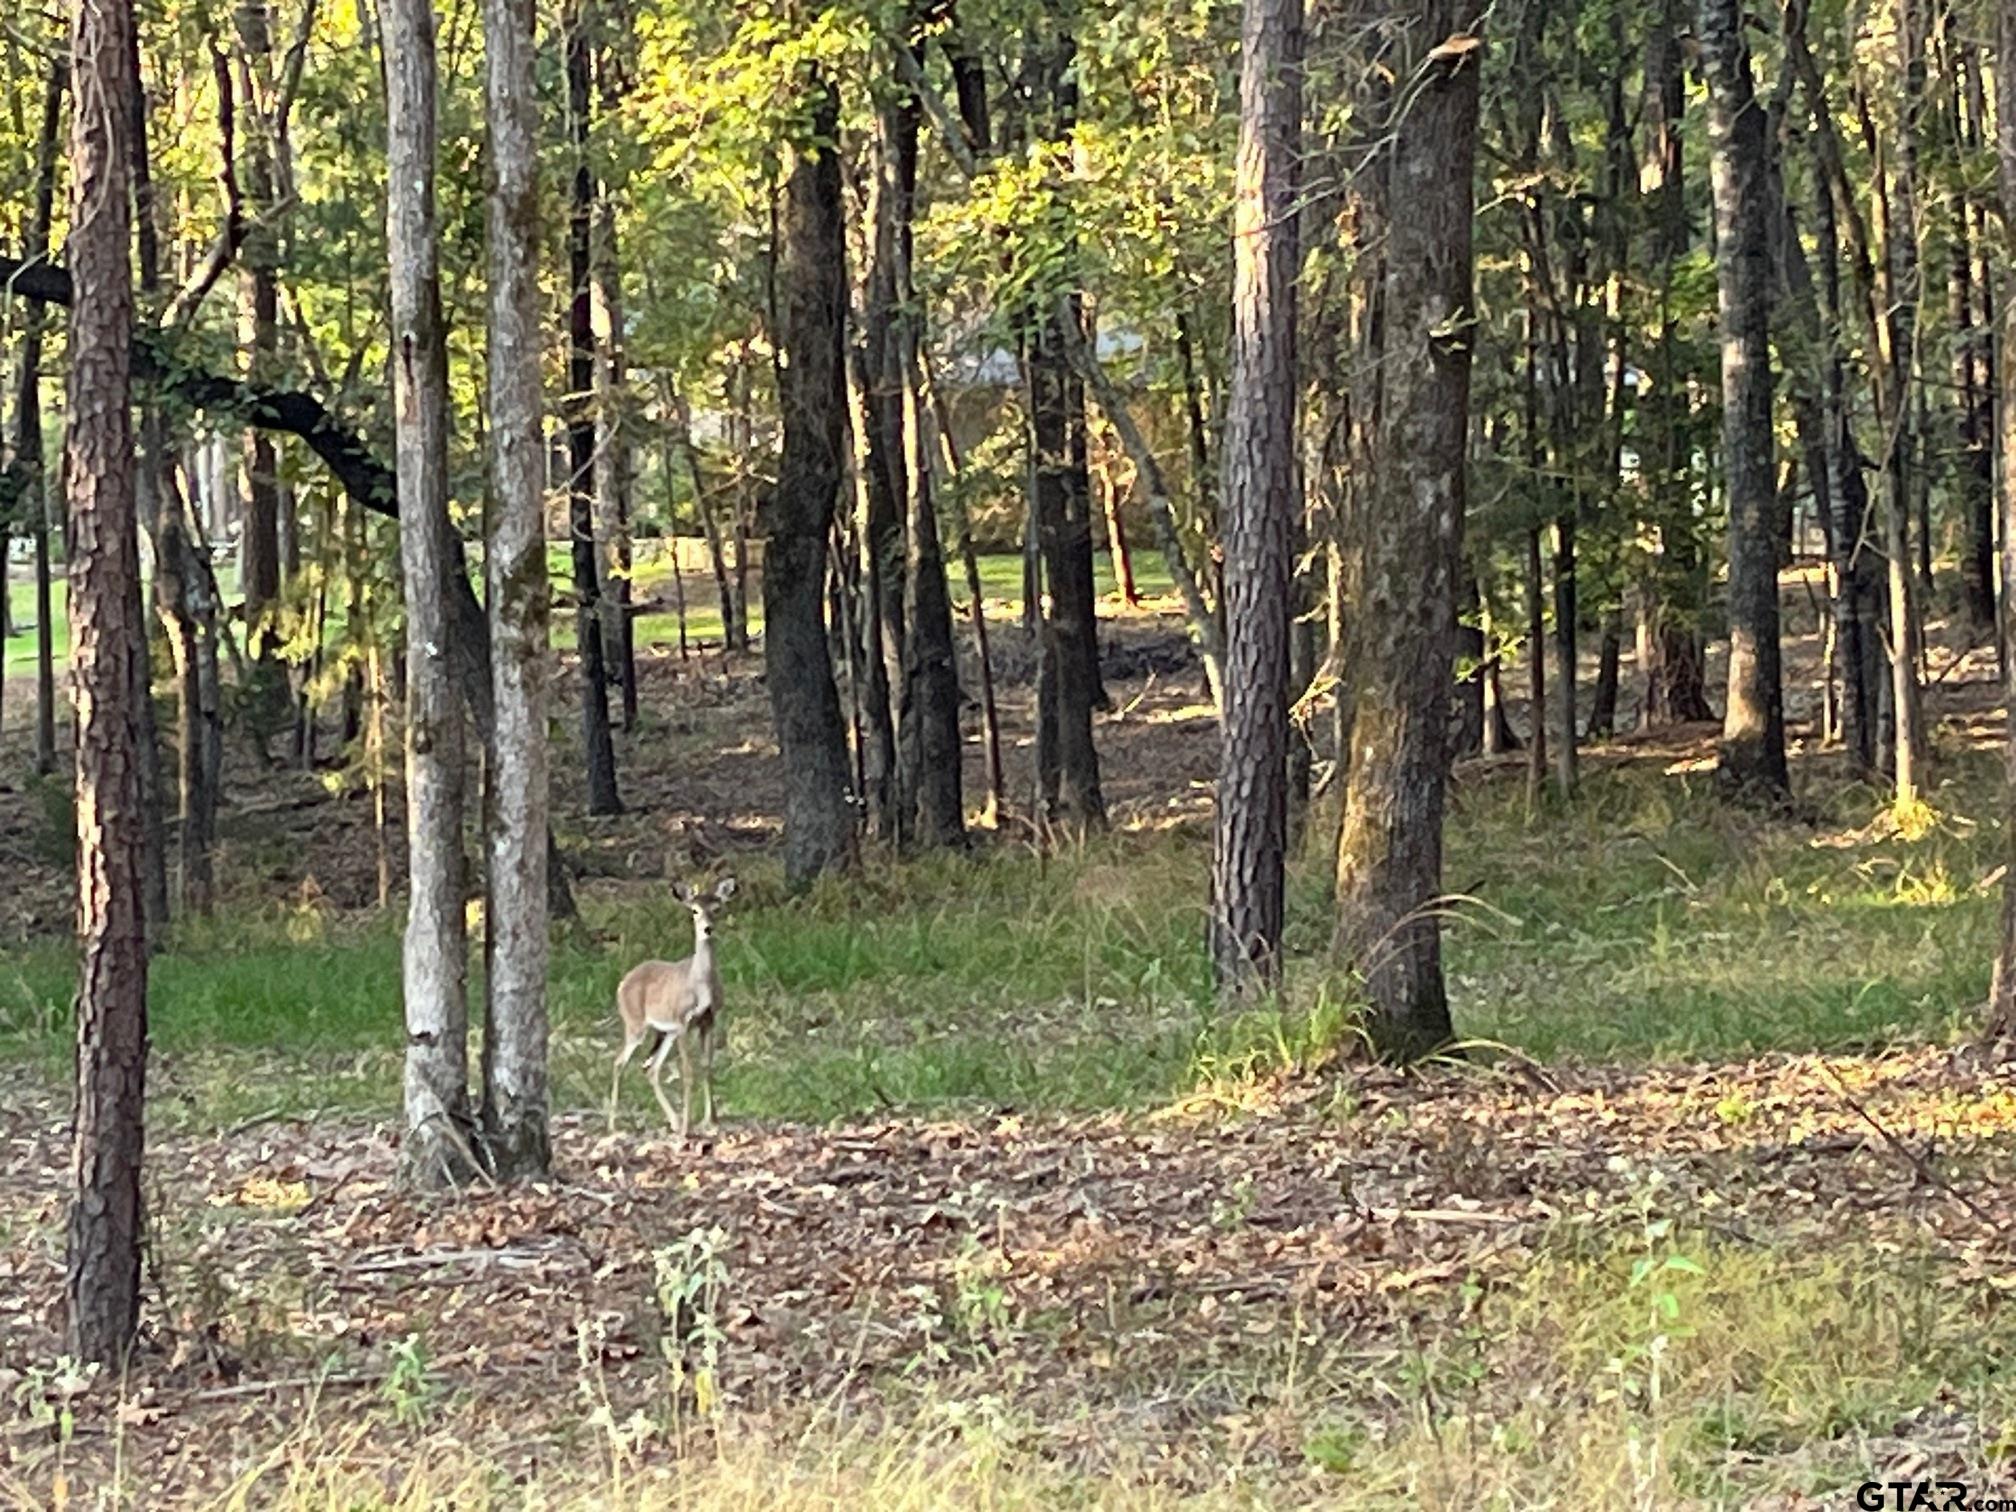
209 1175 313 1213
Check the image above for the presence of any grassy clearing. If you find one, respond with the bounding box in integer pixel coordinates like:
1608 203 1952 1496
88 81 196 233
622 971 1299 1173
5 548 1172 682
548 544 1177 656
0 749 1997 1132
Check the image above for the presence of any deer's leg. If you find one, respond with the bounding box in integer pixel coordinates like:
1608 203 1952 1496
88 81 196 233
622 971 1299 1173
698 1021 717 1133
677 1032 695 1139
646 1031 682 1135
609 1027 644 1134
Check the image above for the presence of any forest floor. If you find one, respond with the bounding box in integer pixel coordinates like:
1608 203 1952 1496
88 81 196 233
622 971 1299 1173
5 561 2016 1507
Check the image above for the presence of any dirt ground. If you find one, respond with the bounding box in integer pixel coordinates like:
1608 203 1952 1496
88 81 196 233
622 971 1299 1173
5 1042 2016 1502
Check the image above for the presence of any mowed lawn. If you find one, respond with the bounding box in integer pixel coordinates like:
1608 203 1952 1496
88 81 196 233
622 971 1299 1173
3 544 1174 682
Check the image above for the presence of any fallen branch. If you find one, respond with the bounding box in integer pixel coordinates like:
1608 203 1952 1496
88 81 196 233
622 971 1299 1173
1818 1060 1993 1225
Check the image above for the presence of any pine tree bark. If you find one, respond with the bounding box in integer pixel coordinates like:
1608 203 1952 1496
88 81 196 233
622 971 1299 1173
1029 308 1106 826
767 76 858 887
388 0 477 1190
1333 3 1481 1059
64 0 150 1366
565 0 622 816
479 0 550 1181
1211 0 1300 995
1700 0 1788 797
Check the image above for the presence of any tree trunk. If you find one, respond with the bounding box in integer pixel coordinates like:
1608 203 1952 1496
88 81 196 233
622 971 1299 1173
1587 615 1622 739
1988 0 2016 1039
594 197 639 730
1806 122 1878 771
1636 0 1715 732
886 58 965 849
64 0 150 1366
479 0 550 1182
861 107 911 837
1211 0 1300 996
1029 309 1106 826
15 60 64 781
565 1 622 816
1064 319 1226 707
1701 0 1787 797
388 0 477 1191
1524 525 1547 809
921 353 1008 823
767 76 857 887
1333 2 1480 1060
842 345 903 839
1551 513 1578 795
1952 48 1995 637
237 0 283 628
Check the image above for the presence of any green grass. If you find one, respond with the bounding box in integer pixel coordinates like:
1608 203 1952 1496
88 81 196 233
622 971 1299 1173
0 748 1999 1131
6 547 1174 681
548 543 1178 656
2 569 67 676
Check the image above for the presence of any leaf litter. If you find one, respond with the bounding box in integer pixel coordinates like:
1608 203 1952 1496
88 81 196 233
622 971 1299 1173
6 1044 2016 1503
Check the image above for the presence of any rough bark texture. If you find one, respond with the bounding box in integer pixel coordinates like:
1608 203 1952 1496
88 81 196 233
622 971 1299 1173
565 2 622 816
64 0 150 1366
480 0 551 1181
1211 0 1300 996
387 0 476 1191
766 78 858 888
1700 0 1788 797
1029 309 1105 826
1332 3 1480 1060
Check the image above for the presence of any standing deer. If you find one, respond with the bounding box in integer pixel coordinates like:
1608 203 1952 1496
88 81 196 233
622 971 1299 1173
609 876 737 1137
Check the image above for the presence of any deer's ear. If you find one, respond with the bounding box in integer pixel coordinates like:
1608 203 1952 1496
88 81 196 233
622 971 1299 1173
713 877 738 902
672 881 696 905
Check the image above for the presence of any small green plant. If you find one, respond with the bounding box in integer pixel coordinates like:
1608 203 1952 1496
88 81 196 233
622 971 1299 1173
654 1225 732 1416
951 1237 1014 1352
1303 1423 1366 1474
381 1333 438 1426
12 1356 98 1446
1210 1172 1257 1231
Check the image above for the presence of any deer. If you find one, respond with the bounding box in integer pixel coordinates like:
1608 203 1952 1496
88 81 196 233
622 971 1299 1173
608 876 736 1139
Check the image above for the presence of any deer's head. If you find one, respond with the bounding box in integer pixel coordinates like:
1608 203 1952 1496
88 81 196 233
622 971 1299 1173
671 876 738 943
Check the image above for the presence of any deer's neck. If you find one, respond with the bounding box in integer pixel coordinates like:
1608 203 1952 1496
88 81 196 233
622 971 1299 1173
689 930 717 980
